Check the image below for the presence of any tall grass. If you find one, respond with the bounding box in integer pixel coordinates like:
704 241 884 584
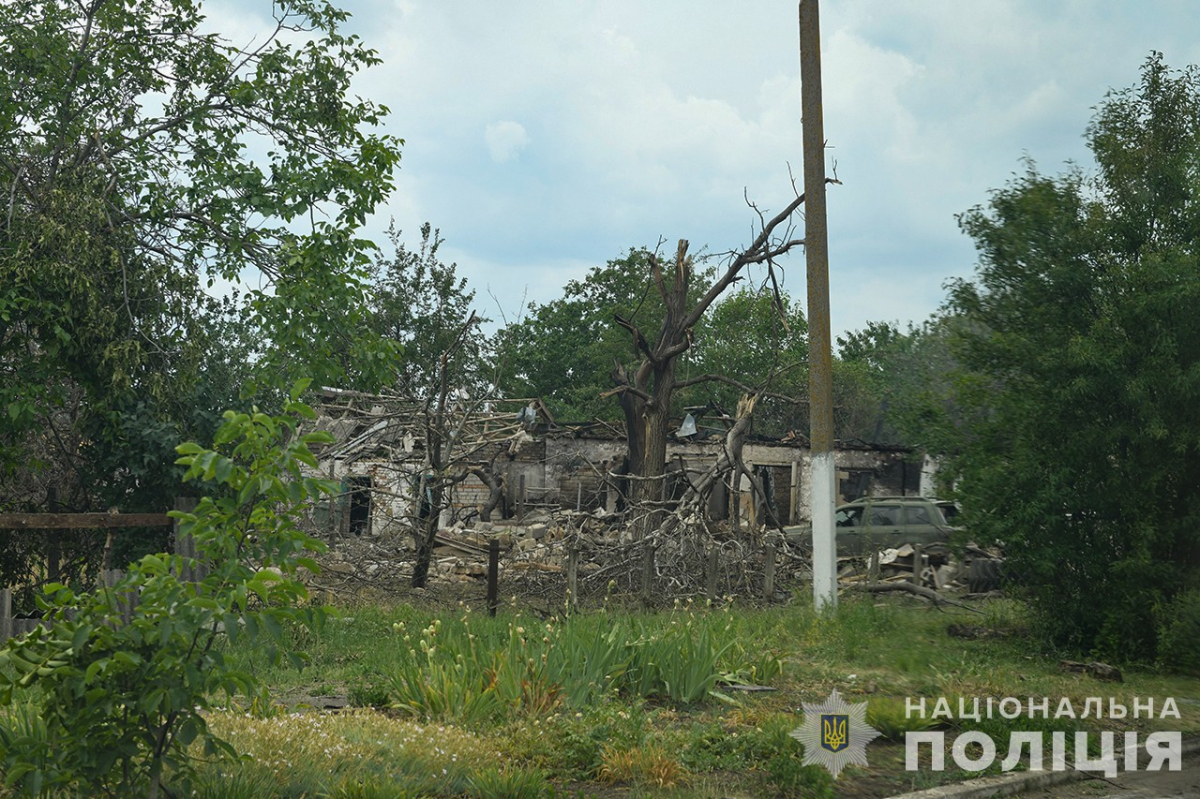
385 605 762 723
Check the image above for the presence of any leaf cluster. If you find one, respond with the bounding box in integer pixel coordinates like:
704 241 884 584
935 54 1200 660
0 381 335 795
0 0 402 578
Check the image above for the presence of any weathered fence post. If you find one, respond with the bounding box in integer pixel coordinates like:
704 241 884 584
517 474 526 522
46 486 61 584
868 549 880 587
566 544 579 612
173 497 200 584
789 462 800 524
763 543 777 600
640 543 655 608
486 538 500 617
912 544 924 586
101 569 135 625
706 547 720 604
0 588 11 645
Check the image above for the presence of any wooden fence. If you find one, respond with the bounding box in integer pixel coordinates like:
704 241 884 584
0 498 201 645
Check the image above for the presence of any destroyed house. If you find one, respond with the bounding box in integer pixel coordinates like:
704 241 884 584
304 388 922 539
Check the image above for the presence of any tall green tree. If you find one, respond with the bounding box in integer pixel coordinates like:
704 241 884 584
683 285 808 436
834 317 962 446
356 223 493 588
496 248 700 420
497 250 810 432
363 222 482 395
0 0 402 515
943 54 1200 660
498 218 811 538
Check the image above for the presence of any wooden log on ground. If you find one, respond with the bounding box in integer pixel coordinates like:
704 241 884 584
1059 659 1123 683
854 580 983 613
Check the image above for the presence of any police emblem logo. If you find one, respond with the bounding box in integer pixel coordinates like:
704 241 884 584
792 690 881 779
820 713 849 753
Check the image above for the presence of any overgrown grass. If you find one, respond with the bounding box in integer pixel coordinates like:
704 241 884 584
194 708 500 797
5 594 1195 797
211 593 1200 794
232 600 781 718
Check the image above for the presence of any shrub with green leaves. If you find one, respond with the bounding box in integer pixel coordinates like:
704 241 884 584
0 381 334 796
1157 589 1200 676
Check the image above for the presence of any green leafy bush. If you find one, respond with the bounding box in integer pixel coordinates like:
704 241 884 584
0 382 334 796
1158 588 1200 676
937 55 1200 661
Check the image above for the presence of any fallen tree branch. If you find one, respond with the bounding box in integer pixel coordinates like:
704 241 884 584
853 581 984 614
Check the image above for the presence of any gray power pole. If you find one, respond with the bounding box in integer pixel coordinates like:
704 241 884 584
799 0 837 610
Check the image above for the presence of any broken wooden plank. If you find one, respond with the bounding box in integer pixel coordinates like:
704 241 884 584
432 532 489 556
507 562 563 573
0 513 172 529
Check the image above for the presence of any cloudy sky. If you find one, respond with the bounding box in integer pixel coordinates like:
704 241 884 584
217 0 1200 337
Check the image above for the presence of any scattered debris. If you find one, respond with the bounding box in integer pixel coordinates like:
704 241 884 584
1059 659 1124 683
947 623 1007 639
855 580 984 613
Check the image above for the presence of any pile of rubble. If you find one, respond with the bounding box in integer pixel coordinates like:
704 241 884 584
833 544 1005 594
314 507 806 604
313 510 1004 603
315 510 614 592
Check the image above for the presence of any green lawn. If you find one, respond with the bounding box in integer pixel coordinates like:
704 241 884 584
191 592 1200 798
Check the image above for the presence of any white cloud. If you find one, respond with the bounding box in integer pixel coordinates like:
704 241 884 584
484 121 530 163
199 0 1200 338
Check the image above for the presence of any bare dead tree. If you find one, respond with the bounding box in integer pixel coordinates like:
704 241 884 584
468 462 505 522
605 192 814 538
410 312 480 586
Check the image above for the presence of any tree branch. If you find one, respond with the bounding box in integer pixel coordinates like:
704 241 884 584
614 312 658 366
600 383 653 403
681 194 805 331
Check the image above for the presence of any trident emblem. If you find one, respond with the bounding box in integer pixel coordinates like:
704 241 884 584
820 713 849 752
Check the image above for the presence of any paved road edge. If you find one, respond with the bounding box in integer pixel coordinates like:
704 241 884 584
884 735 1200 799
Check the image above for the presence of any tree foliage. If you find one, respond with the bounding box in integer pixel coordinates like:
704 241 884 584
0 0 401 515
941 54 1200 660
362 222 483 395
684 285 808 436
497 247 811 435
497 248 708 420
0 386 334 796
834 318 962 446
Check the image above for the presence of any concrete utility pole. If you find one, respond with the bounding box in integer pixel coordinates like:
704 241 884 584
799 0 837 611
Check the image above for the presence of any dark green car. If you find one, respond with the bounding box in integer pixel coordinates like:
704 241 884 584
786 496 959 557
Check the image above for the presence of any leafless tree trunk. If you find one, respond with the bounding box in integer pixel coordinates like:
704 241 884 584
411 312 477 587
469 464 505 522
607 192 814 538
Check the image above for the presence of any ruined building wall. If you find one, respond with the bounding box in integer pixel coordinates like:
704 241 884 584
314 432 919 539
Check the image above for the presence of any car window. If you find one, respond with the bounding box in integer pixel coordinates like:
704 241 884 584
904 506 933 525
836 507 862 528
867 505 900 526
938 503 959 523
